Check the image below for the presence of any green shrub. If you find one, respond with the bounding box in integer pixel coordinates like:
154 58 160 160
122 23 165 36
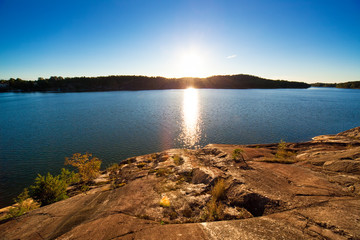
232 148 244 160
65 153 102 182
59 168 80 185
30 172 68 205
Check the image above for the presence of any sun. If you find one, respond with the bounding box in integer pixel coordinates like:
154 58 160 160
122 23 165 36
177 50 207 78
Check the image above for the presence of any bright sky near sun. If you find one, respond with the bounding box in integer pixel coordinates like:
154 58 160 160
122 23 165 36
0 0 359 83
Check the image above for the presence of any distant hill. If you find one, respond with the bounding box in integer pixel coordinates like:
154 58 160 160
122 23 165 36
0 74 310 92
312 81 360 89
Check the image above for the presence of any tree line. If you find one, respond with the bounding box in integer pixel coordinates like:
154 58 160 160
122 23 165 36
311 81 360 89
0 74 311 92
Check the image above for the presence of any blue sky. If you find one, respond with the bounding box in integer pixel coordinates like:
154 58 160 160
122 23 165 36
0 0 359 83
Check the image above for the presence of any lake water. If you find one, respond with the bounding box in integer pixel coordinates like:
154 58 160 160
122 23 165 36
1 87 360 207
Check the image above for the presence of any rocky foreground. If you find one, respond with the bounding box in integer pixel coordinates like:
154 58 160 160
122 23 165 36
1 128 360 240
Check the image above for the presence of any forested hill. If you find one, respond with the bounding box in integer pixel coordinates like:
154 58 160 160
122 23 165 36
312 81 360 89
0 74 310 92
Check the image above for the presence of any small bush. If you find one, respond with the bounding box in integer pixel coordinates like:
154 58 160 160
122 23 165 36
232 148 244 159
275 140 287 159
2 189 40 220
65 153 102 182
59 168 80 185
274 140 295 160
30 173 68 206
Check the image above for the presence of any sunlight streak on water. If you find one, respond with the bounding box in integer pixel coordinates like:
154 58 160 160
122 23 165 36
179 87 202 148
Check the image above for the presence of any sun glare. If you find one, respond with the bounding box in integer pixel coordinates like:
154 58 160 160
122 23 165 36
177 49 207 78
180 87 201 148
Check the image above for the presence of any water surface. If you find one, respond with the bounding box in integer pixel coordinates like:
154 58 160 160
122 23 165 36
1 87 360 207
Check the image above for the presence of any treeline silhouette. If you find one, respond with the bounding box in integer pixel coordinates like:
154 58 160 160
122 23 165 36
312 81 360 89
0 74 310 92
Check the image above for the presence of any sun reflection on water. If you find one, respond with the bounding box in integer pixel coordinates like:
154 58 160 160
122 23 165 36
180 87 201 148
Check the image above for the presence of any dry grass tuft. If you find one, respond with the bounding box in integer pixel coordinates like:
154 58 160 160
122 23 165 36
211 179 226 201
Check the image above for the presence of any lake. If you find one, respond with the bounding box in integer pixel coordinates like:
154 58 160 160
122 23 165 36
1 87 360 207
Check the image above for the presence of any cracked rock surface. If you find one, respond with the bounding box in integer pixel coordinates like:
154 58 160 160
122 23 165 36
1 127 360 239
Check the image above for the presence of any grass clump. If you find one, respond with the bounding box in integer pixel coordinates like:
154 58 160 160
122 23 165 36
211 179 226 201
203 178 226 221
205 198 224 221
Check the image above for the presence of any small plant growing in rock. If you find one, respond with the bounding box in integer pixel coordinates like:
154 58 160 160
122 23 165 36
274 140 296 162
107 163 119 173
275 140 288 159
65 153 102 182
159 196 171 207
2 189 40 220
260 140 296 164
211 179 226 201
136 162 147 168
232 148 245 162
156 168 171 177
81 184 90 192
203 178 227 221
232 148 244 159
206 198 224 221
173 155 184 166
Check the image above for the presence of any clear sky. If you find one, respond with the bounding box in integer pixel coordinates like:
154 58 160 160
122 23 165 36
0 0 359 83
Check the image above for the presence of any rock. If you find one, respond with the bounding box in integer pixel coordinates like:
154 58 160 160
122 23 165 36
1 127 360 239
191 168 213 185
323 160 360 174
223 206 252 220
